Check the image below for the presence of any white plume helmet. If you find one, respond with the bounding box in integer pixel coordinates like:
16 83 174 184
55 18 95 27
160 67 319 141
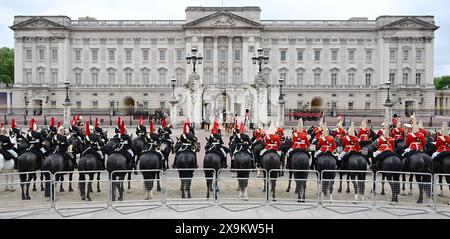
322 122 329 137
381 121 387 128
336 119 343 129
442 122 449 136
418 119 424 129
396 118 402 128
267 121 276 135
361 118 367 128
411 115 419 133
348 122 355 137
297 118 304 132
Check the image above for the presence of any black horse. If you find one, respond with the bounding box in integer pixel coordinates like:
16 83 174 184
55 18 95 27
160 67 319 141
106 137 135 192
261 151 281 200
17 151 43 200
107 152 133 201
203 150 223 199
160 132 174 170
42 153 75 201
251 140 264 177
132 137 145 169
287 150 311 202
315 152 337 202
402 152 433 204
434 152 450 199
138 150 163 200
233 145 253 200
341 152 369 202
78 152 103 201
175 150 196 199
372 152 402 203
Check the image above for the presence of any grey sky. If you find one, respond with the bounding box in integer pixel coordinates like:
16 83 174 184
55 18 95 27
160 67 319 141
0 0 448 76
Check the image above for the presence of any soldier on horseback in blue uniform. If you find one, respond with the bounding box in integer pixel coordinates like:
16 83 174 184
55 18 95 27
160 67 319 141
136 115 147 138
52 125 77 168
172 120 199 168
82 121 106 170
143 120 164 161
115 120 135 167
26 118 48 162
231 122 253 168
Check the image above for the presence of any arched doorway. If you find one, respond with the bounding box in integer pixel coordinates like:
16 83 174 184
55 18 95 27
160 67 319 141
123 97 135 116
311 97 323 113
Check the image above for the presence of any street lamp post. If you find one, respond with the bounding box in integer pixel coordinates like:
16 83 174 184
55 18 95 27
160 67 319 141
252 48 269 73
186 47 203 73
383 81 394 125
277 78 285 127
169 76 179 128
62 79 72 127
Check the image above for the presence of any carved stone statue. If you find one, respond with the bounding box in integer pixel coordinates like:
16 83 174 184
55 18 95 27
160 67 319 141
185 72 200 94
213 16 235 26
254 72 268 89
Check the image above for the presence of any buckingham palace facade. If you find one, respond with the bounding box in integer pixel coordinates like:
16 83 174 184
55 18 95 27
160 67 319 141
5 6 438 124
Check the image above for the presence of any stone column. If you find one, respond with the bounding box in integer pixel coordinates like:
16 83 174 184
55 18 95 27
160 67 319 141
169 98 179 129
384 101 394 125
63 100 73 128
277 98 285 127
7 92 12 115
213 36 219 84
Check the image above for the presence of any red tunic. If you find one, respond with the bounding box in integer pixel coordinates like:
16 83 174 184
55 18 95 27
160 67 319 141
317 136 336 153
436 135 450 153
376 129 386 137
357 128 370 142
333 128 346 140
314 128 323 141
264 134 282 151
405 132 426 151
377 136 394 152
390 127 405 141
419 128 428 137
342 135 361 153
292 132 310 150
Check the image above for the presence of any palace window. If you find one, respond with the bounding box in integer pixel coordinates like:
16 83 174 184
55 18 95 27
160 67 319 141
142 49 149 62
108 72 115 86
331 50 338 62
348 102 354 110
176 50 183 62
348 50 355 62
125 72 133 85
348 73 355 85
297 72 303 85
314 50 321 61
280 50 287 62
91 49 98 61
219 49 227 61
91 71 99 86
39 48 45 61
365 73 372 86
205 49 212 61
297 50 304 61
331 73 337 86
108 49 115 61
50 69 58 85
51 48 58 61
390 49 397 62
159 49 166 62
75 72 81 86
234 49 241 61
416 73 422 85
125 49 132 63
416 49 423 62
365 50 372 62
365 102 371 110
233 69 242 84
314 73 321 85
75 49 81 62
25 48 32 61
24 69 32 84
389 72 396 85
38 68 45 83
403 49 409 61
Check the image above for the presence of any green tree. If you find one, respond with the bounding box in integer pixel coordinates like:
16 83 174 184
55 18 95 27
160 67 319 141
0 47 14 87
434 75 450 90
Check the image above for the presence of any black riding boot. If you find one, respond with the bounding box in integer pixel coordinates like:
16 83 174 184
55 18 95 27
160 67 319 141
172 155 178 168
71 156 78 169
100 157 106 170
13 157 18 169
310 157 316 170
230 159 234 169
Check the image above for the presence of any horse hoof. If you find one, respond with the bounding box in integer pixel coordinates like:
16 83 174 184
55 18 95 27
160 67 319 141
112 198 116 202
26 196 31 200
294 190 299 194
87 197 92 201
271 198 277 202
32 188 36 192
401 193 407 196
407 192 412 196
381 191 385 196
285 189 290 193
40 188 44 192
416 199 423 204
81 196 85 201
346 189 351 194
69 188 74 192
439 194 444 197
157 187 161 192
145 196 149 200
97 189 101 193
60 189 65 192
338 189 342 193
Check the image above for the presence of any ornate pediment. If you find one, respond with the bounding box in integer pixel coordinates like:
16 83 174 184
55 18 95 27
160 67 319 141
378 17 439 31
10 17 69 30
183 11 263 29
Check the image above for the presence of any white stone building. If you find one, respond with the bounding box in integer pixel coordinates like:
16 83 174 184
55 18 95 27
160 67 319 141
5 6 439 125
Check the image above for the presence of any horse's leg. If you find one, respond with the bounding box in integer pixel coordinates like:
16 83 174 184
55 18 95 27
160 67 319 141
263 171 267 193
127 172 132 192
156 172 161 192
59 175 65 192
20 173 27 200
118 176 125 201
79 173 86 200
346 173 351 193
181 179 185 199
338 172 343 193
40 172 44 191
32 173 37 191
446 176 450 205
206 177 210 199
97 172 101 193
402 173 406 193
187 178 192 199
359 173 366 201
408 174 413 195
68 173 74 192
111 175 116 201
286 171 292 193
381 173 386 195
416 175 423 204
351 174 358 203
87 173 94 201
439 175 444 196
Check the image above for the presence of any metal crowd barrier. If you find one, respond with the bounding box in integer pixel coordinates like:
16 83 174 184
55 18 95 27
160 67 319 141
0 171 52 219
217 169 267 212
110 169 164 214
53 170 110 217
434 174 450 217
164 168 215 212
269 169 320 212
375 171 433 216
321 170 374 214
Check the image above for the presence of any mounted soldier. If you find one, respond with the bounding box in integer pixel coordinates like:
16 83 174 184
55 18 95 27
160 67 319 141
143 119 164 160
402 114 426 157
115 121 135 167
432 122 450 161
260 123 282 158
333 118 346 141
231 122 252 156
82 121 106 169
172 120 199 168
287 119 311 169
390 119 405 141
26 118 48 161
205 119 229 168
113 117 122 139
372 122 396 165
94 118 108 145
357 119 371 142
339 122 362 162
69 116 84 143
0 123 19 168
136 115 147 138
376 121 388 139
312 119 324 144
52 124 77 167
313 123 337 167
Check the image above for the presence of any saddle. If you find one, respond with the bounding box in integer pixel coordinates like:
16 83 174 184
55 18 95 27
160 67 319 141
82 147 103 162
434 151 450 162
261 149 281 158
141 149 164 161
317 151 338 161
403 150 424 159
287 148 310 159
375 150 398 162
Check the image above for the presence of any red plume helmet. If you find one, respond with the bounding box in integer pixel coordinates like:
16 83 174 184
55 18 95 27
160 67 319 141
240 122 245 133
0 123 4 130
161 117 167 128
235 118 238 129
149 120 155 133
29 118 35 130
57 121 61 128
50 117 55 127
139 115 144 126
11 118 16 129
30 118 37 131
120 120 126 135
85 121 90 136
183 120 190 134
95 118 100 129
71 116 76 126
211 119 219 134
117 117 121 128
